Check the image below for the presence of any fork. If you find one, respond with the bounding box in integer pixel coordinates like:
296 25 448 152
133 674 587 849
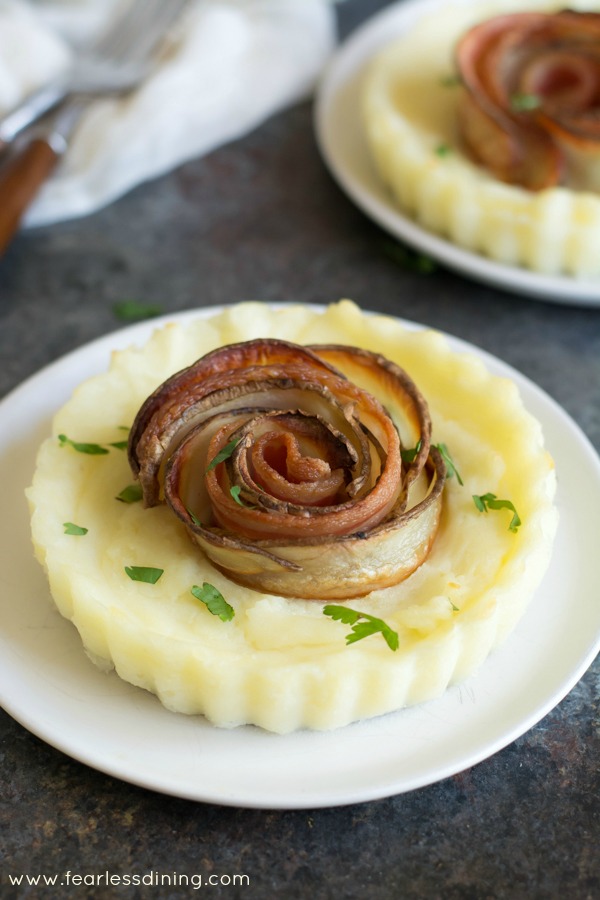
0 0 189 152
0 0 189 255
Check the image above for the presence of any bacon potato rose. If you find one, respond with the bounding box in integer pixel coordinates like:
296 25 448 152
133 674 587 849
27 302 557 732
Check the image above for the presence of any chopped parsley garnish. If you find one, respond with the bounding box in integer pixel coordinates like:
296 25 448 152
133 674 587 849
58 434 109 455
510 92 541 112
473 492 521 532
206 439 240 473
435 143 452 157
401 439 422 464
448 598 460 612
401 440 462 485
230 485 254 508
191 583 235 621
440 73 462 87
435 442 463 485
116 483 143 503
113 299 164 321
124 565 164 584
382 240 437 274
59 430 132 455
187 508 203 527
323 605 399 652
63 522 88 536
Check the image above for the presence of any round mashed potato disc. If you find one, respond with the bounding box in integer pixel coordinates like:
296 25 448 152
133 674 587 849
27 302 558 733
362 0 600 277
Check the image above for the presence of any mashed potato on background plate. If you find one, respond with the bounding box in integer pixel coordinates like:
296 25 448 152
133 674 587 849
362 0 600 277
26 302 558 733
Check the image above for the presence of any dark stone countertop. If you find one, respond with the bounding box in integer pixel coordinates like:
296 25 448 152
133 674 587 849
0 1 598 897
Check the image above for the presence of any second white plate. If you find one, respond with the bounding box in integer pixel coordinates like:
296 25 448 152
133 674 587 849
316 0 600 306
1 307 599 808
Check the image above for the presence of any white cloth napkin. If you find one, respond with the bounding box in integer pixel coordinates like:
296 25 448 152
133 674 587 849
0 0 336 226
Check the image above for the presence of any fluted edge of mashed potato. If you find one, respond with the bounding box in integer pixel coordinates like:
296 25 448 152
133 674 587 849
26 301 558 733
362 0 600 278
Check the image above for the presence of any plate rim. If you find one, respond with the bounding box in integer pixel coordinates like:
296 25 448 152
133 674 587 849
316 0 600 306
1 303 600 809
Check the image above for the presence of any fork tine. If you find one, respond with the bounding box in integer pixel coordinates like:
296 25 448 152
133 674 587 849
123 0 190 64
92 0 156 58
93 0 187 65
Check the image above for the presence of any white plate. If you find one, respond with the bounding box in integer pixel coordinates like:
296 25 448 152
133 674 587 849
316 0 600 306
1 308 599 809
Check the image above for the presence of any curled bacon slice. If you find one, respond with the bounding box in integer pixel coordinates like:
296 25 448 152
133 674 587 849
128 339 445 599
456 11 600 190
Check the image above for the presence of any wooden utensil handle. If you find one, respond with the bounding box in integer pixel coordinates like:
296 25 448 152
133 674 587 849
0 138 60 256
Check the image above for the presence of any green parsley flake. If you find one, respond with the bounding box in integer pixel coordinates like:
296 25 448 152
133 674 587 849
58 434 109 455
63 522 88 536
124 565 164 584
382 240 437 274
510 92 541 112
440 73 462 87
435 143 452 157
435 442 463 485
473 492 521 532
187 508 203 528
108 440 129 451
323 605 399 652
401 439 422 464
401 441 462 486
116 483 143 503
229 484 253 507
113 300 164 321
206 439 240 473
191 583 235 621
